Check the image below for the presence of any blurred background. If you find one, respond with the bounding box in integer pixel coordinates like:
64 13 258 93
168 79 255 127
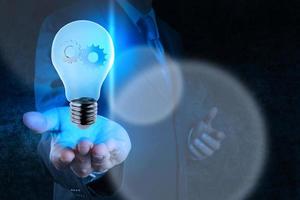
0 0 299 199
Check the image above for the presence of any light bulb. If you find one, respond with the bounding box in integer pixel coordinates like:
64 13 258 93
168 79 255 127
51 20 115 126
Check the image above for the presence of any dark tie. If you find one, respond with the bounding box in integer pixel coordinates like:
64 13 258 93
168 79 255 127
137 15 165 57
137 15 173 88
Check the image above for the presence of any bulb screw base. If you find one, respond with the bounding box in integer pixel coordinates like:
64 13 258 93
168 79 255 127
70 97 97 126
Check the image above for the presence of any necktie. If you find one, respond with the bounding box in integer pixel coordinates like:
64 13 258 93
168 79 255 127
137 15 172 89
137 15 165 57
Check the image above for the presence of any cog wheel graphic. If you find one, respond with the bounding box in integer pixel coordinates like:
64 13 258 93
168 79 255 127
63 40 81 64
81 45 107 67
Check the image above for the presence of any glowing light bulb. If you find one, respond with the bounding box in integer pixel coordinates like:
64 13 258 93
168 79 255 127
51 20 114 126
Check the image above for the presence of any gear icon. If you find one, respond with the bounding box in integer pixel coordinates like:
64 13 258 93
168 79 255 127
63 40 81 64
81 44 107 67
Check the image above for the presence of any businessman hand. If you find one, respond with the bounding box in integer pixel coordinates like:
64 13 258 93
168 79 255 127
23 107 131 177
188 107 226 160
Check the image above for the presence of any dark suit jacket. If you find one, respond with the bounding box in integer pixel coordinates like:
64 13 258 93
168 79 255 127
35 0 183 199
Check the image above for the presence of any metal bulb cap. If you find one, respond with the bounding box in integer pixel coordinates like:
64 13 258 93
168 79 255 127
70 97 97 126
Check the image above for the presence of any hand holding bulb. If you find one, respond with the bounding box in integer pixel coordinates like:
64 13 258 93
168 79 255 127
22 21 129 178
23 107 131 177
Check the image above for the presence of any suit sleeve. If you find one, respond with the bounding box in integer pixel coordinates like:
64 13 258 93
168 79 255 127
35 15 124 198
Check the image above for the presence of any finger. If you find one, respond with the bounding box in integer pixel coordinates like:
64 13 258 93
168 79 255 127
201 133 221 151
71 164 93 178
92 144 109 164
202 107 218 125
23 109 59 133
60 149 75 164
91 144 112 172
71 154 93 178
71 140 93 177
194 121 212 137
106 139 127 164
23 112 48 133
189 144 206 160
93 157 113 172
77 140 93 156
209 130 226 141
193 138 214 157
106 139 117 152
50 146 75 170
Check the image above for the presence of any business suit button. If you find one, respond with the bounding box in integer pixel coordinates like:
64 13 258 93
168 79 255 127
70 188 80 192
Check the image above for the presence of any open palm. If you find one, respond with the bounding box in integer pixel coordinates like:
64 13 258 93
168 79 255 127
23 107 131 177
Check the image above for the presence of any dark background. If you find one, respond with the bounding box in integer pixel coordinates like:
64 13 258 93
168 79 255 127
0 0 299 199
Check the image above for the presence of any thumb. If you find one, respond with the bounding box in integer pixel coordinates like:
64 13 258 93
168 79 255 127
23 109 59 133
203 107 218 125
